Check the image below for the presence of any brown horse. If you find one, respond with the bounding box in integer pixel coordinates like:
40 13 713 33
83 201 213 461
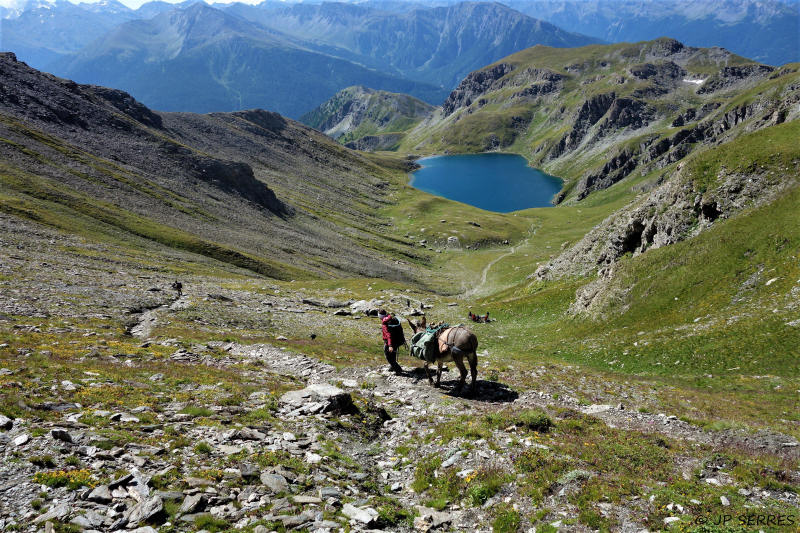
407 318 478 395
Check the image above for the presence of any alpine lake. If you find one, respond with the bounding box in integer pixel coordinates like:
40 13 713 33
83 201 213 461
409 153 563 212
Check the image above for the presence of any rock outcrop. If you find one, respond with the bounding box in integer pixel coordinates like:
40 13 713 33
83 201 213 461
442 63 515 116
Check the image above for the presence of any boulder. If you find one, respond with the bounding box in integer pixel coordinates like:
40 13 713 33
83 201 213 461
280 384 358 415
50 428 73 443
414 506 455 530
127 495 165 526
87 484 113 503
0 414 12 430
70 510 105 529
350 299 384 316
180 494 206 514
342 503 378 525
260 472 289 493
34 503 70 524
239 462 259 481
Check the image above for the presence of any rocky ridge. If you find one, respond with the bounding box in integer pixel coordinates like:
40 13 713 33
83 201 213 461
300 86 435 151
401 39 799 201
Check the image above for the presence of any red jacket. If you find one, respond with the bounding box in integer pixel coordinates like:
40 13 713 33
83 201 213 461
381 315 393 345
381 314 404 347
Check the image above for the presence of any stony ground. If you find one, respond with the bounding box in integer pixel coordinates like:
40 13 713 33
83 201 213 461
1 212 799 533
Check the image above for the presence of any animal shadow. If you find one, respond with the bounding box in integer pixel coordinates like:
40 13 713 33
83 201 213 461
406 367 518 403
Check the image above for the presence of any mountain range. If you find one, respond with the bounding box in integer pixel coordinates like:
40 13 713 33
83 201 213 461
506 0 799 66
50 3 448 118
399 38 798 202
2 1 603 117
224 1 600 89
2 0 797 118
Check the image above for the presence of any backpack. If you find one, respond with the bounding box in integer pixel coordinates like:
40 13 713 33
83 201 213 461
410 329 438 363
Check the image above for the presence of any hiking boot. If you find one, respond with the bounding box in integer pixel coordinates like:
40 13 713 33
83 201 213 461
390 364 403 374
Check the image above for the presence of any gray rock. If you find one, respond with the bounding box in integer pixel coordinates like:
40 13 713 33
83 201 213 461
271 497 291 512
415 506 454 529
70 510 105 529
108 473 133 489
240 462 259 481
34 503 70 524
254 526 269 533
260 473 289 493
127 495 165 526
341 503 378 524
293 495 322 504
0 414 12 430
280 383 357 415
156 491 183 501
218 444 243 455
237 427 267 440
281 511 314 527
50 428 73 443
319 486 341 500
180 493 206 514
130 527 158 533
127 470 151 502
441 450 465 468
87 484 112 503
13 433 29 446
110 412 140 423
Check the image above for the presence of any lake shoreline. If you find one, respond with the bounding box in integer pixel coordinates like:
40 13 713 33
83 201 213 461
408 152 563 213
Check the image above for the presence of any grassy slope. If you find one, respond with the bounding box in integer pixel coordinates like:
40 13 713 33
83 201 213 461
457 121 800 436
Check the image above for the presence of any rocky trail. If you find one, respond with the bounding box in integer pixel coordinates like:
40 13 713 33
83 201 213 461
128 297 187 339
4 334 796 532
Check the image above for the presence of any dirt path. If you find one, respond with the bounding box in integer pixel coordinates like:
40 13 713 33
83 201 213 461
128 294 186 338
463 225 536 298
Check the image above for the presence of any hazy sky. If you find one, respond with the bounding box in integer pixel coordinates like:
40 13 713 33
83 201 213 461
0 0 268 10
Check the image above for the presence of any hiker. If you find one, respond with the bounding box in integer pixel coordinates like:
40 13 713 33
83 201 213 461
483 312 490 323
171 280 182 297
379 309 405 374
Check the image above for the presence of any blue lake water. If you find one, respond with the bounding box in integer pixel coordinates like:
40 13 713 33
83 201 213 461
409 153 562 212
